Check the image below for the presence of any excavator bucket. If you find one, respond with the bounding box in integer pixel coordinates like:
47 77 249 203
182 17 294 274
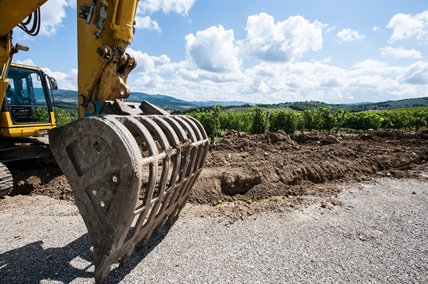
49 111 208 283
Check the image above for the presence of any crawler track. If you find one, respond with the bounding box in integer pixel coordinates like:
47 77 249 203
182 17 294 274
0 162 13 198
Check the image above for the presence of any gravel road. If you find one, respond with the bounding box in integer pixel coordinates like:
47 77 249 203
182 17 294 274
1 176 427 284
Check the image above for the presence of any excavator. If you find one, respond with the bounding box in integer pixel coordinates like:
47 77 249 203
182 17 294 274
0 62 57 197
0 0 209 283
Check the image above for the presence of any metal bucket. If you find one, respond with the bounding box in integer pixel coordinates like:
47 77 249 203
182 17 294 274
49 114 208 283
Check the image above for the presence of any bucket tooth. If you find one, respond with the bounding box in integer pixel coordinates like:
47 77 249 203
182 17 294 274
49 114 208 283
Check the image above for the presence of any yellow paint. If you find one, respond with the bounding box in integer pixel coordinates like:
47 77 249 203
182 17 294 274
0 112 55 138
0 0 48 37
77 0 138 117
0 79 9 110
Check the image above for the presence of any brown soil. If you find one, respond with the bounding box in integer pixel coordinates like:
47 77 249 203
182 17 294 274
191 130 428 205
5 130 428 216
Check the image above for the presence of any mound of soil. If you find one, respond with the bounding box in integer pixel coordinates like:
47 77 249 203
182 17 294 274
190 130 428 205
5 130 428 209
6 160 72 201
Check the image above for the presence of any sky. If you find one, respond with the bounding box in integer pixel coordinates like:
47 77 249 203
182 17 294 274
12 0 428 104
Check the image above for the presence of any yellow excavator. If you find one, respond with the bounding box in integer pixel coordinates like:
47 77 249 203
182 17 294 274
0 62 57 197
0 1 209 283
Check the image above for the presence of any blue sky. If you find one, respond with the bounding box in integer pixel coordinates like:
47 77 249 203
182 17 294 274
12 0 428 104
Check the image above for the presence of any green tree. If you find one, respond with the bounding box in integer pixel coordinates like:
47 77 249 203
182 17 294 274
303 110 316 131
54 108 77 126
219 111 252 133
415 109 428 131
269 110 303 135
313 107 335 131
343 112 383 131
334 108 346 133
187 108 213 138
250 107 266 134
36 107 50 123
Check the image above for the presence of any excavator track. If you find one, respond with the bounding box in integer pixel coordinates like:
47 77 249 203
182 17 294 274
49 113 208 283
0 162 13 198
0 137 54 198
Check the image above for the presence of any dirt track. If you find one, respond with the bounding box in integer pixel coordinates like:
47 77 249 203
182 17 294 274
7 130 428 213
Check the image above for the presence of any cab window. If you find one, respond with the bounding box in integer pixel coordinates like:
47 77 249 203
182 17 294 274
6 66 51 124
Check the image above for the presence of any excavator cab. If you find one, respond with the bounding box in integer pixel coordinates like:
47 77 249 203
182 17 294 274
0 63 56 137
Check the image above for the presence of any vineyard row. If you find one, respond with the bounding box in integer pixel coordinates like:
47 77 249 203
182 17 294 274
185 106 428 140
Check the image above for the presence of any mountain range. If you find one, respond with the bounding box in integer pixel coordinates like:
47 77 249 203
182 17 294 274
52 89 428 113
53 90 250 110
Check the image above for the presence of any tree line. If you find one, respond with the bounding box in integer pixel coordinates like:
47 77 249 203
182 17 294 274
45 103 428 139
184 106 428 141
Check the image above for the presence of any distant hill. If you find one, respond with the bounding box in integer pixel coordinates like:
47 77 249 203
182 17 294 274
192 100 253 107
52 90 251 111
52 89 428 113
270 97 428 112
128 92 251 108
127 92 198 108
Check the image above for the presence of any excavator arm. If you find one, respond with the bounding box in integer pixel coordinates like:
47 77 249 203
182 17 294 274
76 0 138 117
0 1 46 110
0 1 208 283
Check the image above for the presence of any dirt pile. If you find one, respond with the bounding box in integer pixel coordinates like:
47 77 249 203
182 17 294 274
5 130 428 208
7 161 72 201
190 130 428 205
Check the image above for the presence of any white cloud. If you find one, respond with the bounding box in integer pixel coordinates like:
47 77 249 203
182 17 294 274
67 0 76 6
135 16 161 31
128 51 427 104
185 25 241 73
312 57 331 64
352 59 389 69
43 68 77 91
238 13 325 63
326 25 336 33
320 77 340 87
387 10 428 43
336 28 365 43
127 50 155 72
126 47 170 73
140 0 195 15
402 61 427 85
177 68 199 80
15 58 36 66
38 0 70 36
128 37 242 94
133 73 164 89
134 1 195 32
373 26 380 32
380 46 423 59
345 60 427 99
29 4 426 104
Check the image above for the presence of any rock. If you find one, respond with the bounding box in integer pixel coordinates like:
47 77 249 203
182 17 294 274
322 135 340 145
220 170 262 196
268 131 296 145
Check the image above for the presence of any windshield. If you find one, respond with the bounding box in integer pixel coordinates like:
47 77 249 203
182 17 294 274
6 65 51 124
